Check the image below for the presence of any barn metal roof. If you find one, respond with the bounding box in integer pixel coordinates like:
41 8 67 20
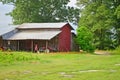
17 22 73 29
3 30 61 40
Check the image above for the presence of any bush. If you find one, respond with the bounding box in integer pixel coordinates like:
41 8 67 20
0 51 41 65
75 26 95 53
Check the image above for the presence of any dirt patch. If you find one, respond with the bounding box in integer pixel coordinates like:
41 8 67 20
95 50 110 55
115 64 120 66
59 72 66 75
23 70 32 74
62 74 73 78
79 69 117 73
59 72 73 78
79 70 103 73
41 72 52 75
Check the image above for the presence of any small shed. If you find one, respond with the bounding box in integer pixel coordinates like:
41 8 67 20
2 22 77 52
0 26 16 48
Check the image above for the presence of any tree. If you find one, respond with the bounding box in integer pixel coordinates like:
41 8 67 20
114 5 120 46
76 0 119 50
75 26 95 52
0 0 80 24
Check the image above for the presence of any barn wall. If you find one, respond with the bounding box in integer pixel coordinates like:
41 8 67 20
1 40 18 50
0 37 3 47
58 24 71 52
71 33 79 51
8 40 18 50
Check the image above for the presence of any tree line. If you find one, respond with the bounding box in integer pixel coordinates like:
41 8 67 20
75 0 120 52
0 0 79 24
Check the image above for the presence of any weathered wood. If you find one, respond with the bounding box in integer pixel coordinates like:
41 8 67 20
0 37 2 46
31 40 33 52
18 41 19 50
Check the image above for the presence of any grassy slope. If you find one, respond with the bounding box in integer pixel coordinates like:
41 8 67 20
0 51 120 80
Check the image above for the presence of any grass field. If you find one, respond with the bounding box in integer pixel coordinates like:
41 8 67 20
0 51 120 80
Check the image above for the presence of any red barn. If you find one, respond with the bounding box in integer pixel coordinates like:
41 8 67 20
2 22 77 52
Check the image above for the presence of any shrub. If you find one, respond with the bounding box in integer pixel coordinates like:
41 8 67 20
75 26 95 53
0 51 41 65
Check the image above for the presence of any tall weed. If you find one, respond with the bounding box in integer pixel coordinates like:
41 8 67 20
110 46 120 55
0 51 41 65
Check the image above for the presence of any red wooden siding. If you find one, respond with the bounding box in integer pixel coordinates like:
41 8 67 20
58 24 71 52
0 37 3 47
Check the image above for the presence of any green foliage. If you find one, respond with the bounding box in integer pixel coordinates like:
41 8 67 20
115 5 120 19
0 0 80 24
77 0 120 50
110 46 120 55
76 26 95 52
114 5 120 45
0 51 40 65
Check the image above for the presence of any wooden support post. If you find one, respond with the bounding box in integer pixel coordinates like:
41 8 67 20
46 40 48 50
31 40 33 52
18 40 19 51
45 40 49 53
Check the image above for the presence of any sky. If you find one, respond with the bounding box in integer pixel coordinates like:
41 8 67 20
0 2 14 27
0 0 77 27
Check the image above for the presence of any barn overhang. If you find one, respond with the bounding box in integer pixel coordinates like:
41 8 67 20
3 31 61 40
2 30 61 52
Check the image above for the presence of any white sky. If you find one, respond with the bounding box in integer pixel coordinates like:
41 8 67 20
0 2 14 27
0 0 76 27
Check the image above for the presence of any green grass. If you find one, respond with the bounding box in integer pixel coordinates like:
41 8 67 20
110 46 120 55
0 51 120 80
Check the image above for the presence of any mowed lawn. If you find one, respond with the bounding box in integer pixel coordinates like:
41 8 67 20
0 51 120 80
